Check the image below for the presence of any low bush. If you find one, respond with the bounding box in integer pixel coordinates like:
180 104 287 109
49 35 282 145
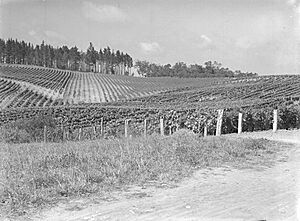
0 131 279 216
0 115 56 143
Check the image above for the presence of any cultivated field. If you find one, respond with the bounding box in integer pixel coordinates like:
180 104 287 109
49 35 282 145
1 64 300 142
1 64 300 220
0 64 224 109
1 64 300 112
121 75 300 109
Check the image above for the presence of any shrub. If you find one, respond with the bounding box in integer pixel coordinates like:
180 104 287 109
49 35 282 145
0 127 32 143
0 115 57 143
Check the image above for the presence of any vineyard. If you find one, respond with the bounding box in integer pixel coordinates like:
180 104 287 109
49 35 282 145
119 75 300 110
2 64 300 111
1 103 300 143
0 64 223 108
0 63 300 142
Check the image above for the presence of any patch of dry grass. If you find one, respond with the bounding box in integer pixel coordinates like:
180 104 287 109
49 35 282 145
0 129 283 216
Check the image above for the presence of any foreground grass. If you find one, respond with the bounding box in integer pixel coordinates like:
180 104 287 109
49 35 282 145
0 130 284 216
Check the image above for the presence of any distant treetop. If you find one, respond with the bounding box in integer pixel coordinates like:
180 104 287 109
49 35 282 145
0 38 133 75
135 60 258 78
0 38 257 78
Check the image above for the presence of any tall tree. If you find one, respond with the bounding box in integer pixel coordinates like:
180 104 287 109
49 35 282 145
0 39 5 63
5 39 12 63
86 42 98 67
0 38 133 74
69 46 80 70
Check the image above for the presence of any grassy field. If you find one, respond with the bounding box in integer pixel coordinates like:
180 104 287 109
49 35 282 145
0 130 287 217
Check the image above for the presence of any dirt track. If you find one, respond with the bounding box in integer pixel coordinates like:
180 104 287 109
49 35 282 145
20 130 300 220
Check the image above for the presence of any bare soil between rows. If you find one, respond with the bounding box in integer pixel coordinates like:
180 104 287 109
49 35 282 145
4 130 300 221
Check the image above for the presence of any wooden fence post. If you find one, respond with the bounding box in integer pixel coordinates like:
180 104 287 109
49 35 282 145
61 125 65 142
66 127 69 141
273 109 278 132
100 117 104 136
43 125 47 143
78 127 82 141
238 113 243 134
216 109 224 136
143 119 147 137
92 125 96 139
125 119 129 138
160 118 164 136
204 125 208 137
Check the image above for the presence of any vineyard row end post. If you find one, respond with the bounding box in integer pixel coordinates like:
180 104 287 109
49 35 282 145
144 119 147 137
67 127 70 140
65 126 68 141
160 118 164 136
43 125 47 143
78 127 82 141
61 125 65 142
204 125 208 137
273 109 278 132
100 117 104 136
216 109 224 136
125 119 129 138
238 113 243 134
92 125 96 139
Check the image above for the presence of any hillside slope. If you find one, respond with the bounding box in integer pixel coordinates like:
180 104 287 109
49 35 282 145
119 75 300 109
0 64 223 109
1 64 300 110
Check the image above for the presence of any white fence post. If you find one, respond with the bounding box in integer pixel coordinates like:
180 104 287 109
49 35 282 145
160 118 164 136
204 125 208 137
66 127 70 140
92 125 96 139
100 117 103 136
78 127 82 141
238 113 243 134
125 119 130 138
216 109 224 136
43 125 47 143
273 109 278 132
144 119 147 137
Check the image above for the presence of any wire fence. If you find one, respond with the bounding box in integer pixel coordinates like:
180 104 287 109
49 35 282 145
41 109 286 143
1 107 300 143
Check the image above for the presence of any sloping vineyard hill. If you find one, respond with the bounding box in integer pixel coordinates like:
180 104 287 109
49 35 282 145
0 64 223 109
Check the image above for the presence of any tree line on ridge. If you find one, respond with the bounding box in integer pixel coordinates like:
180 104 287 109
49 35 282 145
0 38 257 78
0 38 133 75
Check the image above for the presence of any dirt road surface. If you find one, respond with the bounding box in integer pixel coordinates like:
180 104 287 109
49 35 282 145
13 130 300 220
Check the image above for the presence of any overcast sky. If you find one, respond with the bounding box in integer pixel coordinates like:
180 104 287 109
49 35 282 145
0 0 300 74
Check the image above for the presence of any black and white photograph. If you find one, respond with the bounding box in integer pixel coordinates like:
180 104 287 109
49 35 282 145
0 0 300 220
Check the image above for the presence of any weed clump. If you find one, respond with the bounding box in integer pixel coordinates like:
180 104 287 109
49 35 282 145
0 115 56 143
